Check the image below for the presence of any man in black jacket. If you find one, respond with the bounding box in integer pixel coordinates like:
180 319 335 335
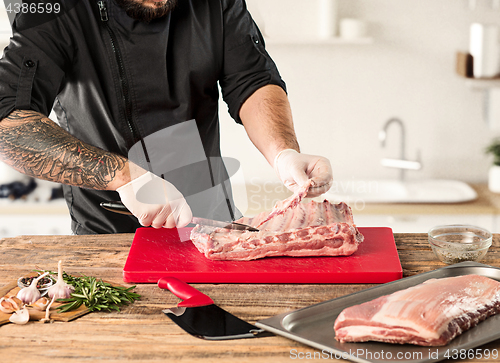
0 0 332 234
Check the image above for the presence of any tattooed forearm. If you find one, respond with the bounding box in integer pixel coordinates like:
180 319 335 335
0 110 127 190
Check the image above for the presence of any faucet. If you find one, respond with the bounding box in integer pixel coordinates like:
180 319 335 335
379 118 421 181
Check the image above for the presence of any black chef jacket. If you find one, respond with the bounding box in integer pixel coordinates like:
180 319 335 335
0 0 286 234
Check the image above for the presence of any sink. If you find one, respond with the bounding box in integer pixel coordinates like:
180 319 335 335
324 179 478 204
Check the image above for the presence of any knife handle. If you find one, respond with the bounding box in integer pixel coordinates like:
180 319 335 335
158 277 214 308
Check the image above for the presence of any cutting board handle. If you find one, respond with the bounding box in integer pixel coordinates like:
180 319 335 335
158 277 214 307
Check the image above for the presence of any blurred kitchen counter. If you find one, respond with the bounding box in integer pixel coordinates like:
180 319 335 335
244 183 500 216
242 183 500 233
352 183 500 215
0 199 71 237
1 183 499 236
1 184 497 216
0 198 68 214
349 184 500 233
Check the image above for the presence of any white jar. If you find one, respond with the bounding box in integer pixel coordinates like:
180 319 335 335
488 165 500 193
469 23 500 79
339 18 367 39
318 0 339 39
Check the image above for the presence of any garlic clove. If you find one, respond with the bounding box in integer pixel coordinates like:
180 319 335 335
0 296 24 313
0 297 16 313
9 307 30 324
29 297 50 311
41 295 56 323
8 297 23 310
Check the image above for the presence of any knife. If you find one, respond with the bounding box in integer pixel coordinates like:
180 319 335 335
100 201 259 232
158 277 273 340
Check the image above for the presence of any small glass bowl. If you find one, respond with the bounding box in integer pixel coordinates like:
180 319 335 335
428 224 492 264
17 275 54 297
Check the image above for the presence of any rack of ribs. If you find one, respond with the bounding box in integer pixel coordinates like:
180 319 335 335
334 274 500 346
190 181 364 261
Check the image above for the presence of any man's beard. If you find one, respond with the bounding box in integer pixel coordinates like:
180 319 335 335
114 0 178 23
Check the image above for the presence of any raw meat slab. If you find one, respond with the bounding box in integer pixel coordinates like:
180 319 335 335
191 200 363 261
122 226 402 284
334 274 500 346
255 263 500 363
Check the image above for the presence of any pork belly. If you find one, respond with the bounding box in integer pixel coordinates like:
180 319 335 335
334 275 500 346
190 185 363 261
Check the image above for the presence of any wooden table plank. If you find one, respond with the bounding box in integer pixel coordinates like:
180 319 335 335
1 232 499 362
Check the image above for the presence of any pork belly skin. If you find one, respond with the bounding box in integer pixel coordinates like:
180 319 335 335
334 275 500 346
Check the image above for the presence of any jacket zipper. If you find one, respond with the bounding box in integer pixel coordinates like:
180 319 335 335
97 0 151 164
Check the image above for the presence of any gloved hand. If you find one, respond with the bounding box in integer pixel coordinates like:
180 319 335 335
274 149 333 198
117 171 193 229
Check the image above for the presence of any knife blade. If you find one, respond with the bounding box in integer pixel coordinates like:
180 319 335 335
99 201 259 232
158 277 273 340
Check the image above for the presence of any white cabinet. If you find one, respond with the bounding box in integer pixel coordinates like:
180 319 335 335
0 213 72 238
0 201 72 238
354 213 497 234
0 2 11 34
0 2 11 50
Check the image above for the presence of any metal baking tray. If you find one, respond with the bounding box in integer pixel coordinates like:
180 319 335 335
256 262 500 363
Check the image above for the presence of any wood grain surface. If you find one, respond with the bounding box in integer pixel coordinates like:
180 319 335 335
0 232 499 362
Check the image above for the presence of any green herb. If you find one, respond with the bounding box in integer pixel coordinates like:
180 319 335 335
486 138 500 166
43 271 140 313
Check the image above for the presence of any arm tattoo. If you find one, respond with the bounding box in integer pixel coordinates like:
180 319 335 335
0 110 126 190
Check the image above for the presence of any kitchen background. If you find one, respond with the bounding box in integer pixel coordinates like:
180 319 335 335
1 0 500 237
221 0 499 185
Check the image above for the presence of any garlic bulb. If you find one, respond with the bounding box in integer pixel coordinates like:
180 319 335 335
47 260 74 299
9 307 30 324
16 272 49 304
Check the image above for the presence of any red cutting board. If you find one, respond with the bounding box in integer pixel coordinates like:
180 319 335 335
123 227 402 284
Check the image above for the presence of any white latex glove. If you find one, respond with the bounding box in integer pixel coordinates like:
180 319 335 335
274 149 333 198
117 171 193 229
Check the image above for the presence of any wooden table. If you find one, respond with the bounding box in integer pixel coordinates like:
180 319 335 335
1 232 499 362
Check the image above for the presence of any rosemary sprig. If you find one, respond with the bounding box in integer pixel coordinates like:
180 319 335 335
44 271 140 313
